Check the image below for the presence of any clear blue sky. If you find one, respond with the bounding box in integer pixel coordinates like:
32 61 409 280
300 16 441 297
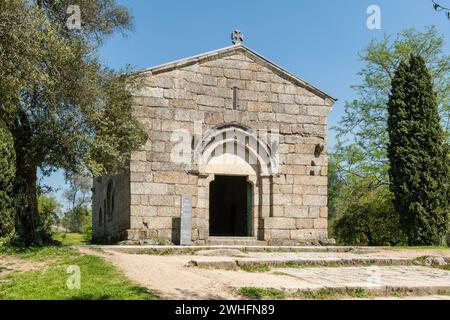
41 0 450 208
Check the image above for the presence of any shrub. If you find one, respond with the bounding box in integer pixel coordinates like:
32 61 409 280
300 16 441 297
83 212 93 244
333 186 406 246
0 121 16 238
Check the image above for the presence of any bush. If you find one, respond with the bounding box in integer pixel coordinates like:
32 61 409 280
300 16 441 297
83 211 92 244
332 186 406 246
62 207 91 233
37 195 61 242
0 121 16 238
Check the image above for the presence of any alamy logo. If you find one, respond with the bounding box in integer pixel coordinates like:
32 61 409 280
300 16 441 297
367 5 381 30
66 265 81 289
66 5 81 30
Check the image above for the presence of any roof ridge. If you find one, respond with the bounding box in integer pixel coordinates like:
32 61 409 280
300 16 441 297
132 45 336 102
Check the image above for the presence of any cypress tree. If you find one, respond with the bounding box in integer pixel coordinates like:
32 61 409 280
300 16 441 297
387 55 449 245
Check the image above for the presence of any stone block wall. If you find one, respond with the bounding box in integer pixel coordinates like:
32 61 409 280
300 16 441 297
93 45 334 245
92 171 130 243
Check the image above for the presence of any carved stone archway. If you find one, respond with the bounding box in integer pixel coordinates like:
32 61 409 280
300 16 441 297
193 124 275 242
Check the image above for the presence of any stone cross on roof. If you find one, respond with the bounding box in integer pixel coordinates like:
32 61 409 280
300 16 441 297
231 30 244 45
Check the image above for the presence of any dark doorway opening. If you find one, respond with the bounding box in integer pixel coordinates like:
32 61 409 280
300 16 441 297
209 175 252 236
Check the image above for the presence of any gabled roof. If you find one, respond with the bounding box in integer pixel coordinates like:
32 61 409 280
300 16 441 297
134 44 336 102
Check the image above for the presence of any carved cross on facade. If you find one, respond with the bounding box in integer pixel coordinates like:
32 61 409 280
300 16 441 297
231 30 244 45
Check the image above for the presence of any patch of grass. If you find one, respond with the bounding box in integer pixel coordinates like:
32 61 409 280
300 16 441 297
437 290 450 295
238 286 444 300
412 256 428 265
134 248 176 255
240 264 271 273
0 247 158 300
239 287 373 300
0 246 74 262
239 287 286 299
53 233 86 246
132 248 200 255
435 265 450 271
391 246 449 250
272 271 289 276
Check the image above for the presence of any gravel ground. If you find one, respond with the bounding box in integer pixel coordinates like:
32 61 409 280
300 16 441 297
76 247 450 300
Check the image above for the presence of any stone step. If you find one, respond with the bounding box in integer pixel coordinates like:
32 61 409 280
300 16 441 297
231 266 450 299
189 256 416 269
206 237 267 246
83 244 377 254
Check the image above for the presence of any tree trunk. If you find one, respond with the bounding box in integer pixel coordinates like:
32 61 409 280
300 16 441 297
11 110 45 246
13 159 41 246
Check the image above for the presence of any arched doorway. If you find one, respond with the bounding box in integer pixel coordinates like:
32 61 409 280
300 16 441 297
209 175 253 236
194 123 277 240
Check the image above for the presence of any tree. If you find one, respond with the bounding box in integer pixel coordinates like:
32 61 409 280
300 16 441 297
432 1 450 20
0 121 15 238
0 1 146 245
334 26 449 185
37 195 62 242
62 172 92 232
62 207 91 233
63 173 92 214
387 55 449 246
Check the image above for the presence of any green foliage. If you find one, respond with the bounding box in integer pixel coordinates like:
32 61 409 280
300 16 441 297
62 207 91 233
239 287 286 299
329 27 449 247
0 247 158 300
387 55 449 246
83 210 93 244
240 264 271 273
36 195 62 242
53 232 86 245
0 121 15 238
0 1 146 245
332 181 405 246
333 26 450 184
327 157 344 222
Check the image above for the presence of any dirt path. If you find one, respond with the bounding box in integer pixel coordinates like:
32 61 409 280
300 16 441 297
76 247 450 300
0 255 48 276
77 247 239 299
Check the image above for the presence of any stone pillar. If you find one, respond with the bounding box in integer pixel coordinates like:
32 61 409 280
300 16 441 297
260 175 272 240
194 173 214 243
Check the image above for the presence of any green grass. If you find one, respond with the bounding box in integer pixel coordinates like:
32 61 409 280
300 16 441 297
240 264 271 272
436 265 450 271
293 288 370 299
0 247 158 300
135 248 177 255
437 290 450 295
239 287 286 299
53 233 86 246
390 246 450 250
239 286 450 300
238 287 395 300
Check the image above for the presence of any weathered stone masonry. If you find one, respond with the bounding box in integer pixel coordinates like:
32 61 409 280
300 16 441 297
92 44 335 245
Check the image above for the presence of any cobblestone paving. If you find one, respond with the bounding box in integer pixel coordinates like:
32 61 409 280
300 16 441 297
263 266 450 291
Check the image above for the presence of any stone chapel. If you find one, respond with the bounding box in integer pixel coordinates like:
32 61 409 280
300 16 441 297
92 33 336 245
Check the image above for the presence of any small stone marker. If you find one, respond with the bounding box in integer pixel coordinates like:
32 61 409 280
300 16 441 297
180 195 192 246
